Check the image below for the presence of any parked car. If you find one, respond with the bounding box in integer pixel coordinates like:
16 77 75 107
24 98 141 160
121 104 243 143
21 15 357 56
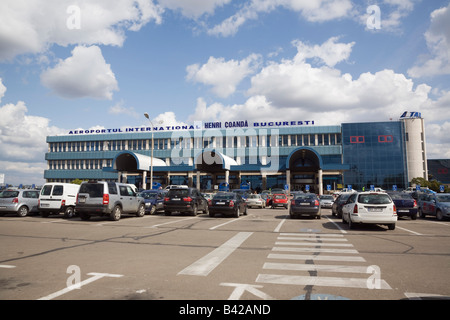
419 193 450 221
331 193 351 218
261 193 272 207
271 193 288 209
164 187 208 216
387 192 418 220
319 194 334 209
39 183 80 218
342 192 397 230
289 193 321 219
0 189 40 217
246 194 265 208
139 189 167 214
209 192 247 218
75 181 145 221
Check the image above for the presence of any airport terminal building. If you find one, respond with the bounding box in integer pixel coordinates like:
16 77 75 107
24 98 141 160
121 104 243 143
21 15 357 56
44 112 428 194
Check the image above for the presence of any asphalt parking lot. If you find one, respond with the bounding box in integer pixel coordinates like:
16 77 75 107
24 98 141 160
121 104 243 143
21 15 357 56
1 207 449 301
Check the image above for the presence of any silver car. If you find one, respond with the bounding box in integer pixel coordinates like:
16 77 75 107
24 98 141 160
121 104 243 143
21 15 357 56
246 194 266 208
0 189 40 217
319 195 334 208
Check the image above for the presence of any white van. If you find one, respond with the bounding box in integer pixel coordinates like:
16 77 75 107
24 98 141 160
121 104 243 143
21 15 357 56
39 183 80 218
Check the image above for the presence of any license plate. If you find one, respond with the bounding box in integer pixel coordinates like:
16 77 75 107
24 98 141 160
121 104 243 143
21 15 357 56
398 210 409 213
300 203 309 206
40 203 49 207
172 198 181 201
0 206 6 209
368 208 383 212
216 202 225 205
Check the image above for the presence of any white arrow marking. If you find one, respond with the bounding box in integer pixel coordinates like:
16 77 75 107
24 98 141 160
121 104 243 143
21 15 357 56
38 272 123 300
221 283 275 300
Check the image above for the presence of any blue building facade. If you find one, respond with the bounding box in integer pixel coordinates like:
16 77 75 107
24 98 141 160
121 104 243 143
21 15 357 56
44 119 421 194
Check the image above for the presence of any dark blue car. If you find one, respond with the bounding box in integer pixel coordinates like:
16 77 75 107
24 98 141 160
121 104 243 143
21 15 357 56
388 192 418 220
139 189 167 214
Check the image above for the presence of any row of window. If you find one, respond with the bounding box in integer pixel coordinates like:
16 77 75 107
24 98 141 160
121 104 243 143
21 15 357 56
48 133 342 153
49 159 113 171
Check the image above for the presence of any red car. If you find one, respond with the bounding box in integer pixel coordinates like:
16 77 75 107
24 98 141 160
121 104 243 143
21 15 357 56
271 193 288 209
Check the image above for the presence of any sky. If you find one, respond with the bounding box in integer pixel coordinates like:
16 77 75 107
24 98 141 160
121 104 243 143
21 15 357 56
0 0 449 186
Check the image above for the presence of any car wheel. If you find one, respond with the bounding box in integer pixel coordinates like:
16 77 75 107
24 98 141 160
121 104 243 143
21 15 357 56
17 206 29 217
436 210 443 221
348 216 355 229
63 206 75 219
243 205 248 216
204 205 209 215
419 208 426 218
40 211 50 218
388 223 396 230
136 204 145 217
150 205 156 215
110 205 122 221
411 212 417 220
190 204 198 216
164 211 171 216
234 207 240 218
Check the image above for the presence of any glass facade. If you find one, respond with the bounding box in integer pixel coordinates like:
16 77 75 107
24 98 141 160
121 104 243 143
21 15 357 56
342 122 408 190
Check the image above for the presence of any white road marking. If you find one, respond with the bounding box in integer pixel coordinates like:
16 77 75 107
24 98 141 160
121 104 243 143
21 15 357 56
275 241 354 247
268 253 366 262
209 217 245 230
404 292 450 300
38 272 123 300
272 246 359 254
144 216 197 228
221 283 275 300
178 232 253 276
263 262 371 274
396 226 423 236
273 219 286 233
280 233 344 237
0 265 16 268
256 274 392 289
325 216 348 234
277 237 348 242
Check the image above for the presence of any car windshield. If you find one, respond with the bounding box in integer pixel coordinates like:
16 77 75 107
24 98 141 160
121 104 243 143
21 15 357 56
320 195 333 200
358 194 392 204
140 192 157 199
213 193 234 200
248 195 260 199
274 195 286 199
0 191 19 198
436 194 450 202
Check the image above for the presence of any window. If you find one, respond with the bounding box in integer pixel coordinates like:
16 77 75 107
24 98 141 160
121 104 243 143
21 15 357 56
350 136 365 144
378 135 393 143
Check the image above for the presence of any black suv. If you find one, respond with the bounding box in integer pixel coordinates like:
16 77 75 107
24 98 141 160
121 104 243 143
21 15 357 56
163 187 208 216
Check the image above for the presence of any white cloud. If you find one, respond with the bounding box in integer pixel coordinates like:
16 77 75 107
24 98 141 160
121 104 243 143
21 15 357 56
0 0 163 61
40 45 119 100
293 36 355 67
408 3 450 78
186 54 261 98
109 100 139 118
208 0 354 37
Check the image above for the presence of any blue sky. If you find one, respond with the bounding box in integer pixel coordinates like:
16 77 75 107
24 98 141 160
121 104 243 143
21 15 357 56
0 0 449 185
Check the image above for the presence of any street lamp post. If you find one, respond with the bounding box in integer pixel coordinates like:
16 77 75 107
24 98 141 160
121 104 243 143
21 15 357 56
144 113 154 190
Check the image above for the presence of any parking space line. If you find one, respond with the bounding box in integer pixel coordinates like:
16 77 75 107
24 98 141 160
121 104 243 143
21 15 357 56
325 216 348 234
178 232 253 276
268 253 366 262
396 226 423 236
275 241 354 247
273 219 286 233
272 246 359 254
209 217 246 230
263 262 370 274
0 265 16 268
145 216 198 228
